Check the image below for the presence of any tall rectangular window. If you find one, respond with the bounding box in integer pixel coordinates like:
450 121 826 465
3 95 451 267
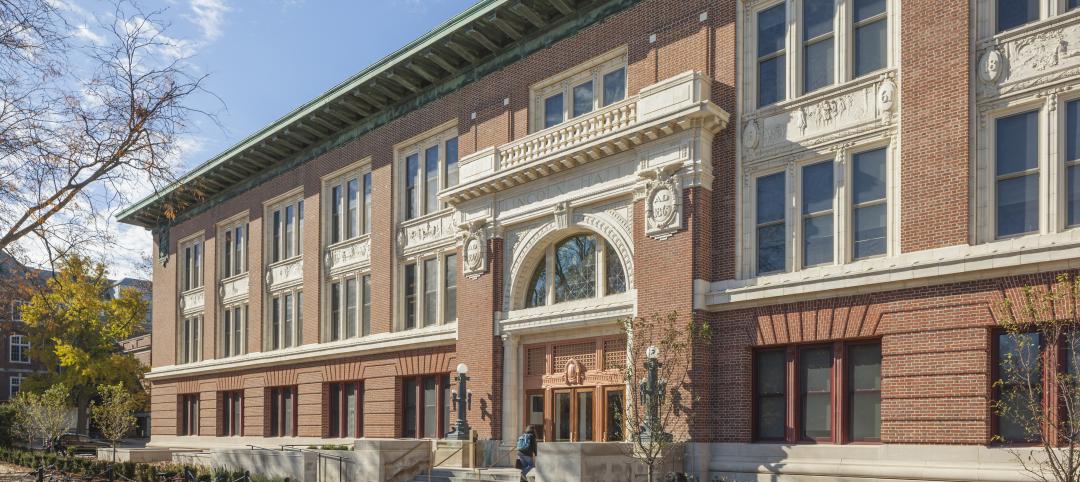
222 222 247 278
406 153 419 220
423 377 438 438
219 391 242 437
222 306 244 358
997 0 1038 33
544 93 564 129
181 239 203 291
404 263 417 330
423 258 438 327
1066 100 1080 226
425 145 440 214
756 173 786 273
363 172 372 234
268 386 297 437
757 4 786 107
848 343 881 441
602 67 626 107
9 335 29 363
802 161 834 267
799 346 833 441
362 275 371 336
270 199 303 262
403 378 417 438
271 297 281 350
852 148 887 259
803 0 834 93
328 381 362 438
329 282 341 342
401 375 451 439
444 138 459 190
444 255 457 323
269 291 301 350
331 185 342 244
179 394 199 436
572 80 594 118
9 375 22 398
347 178 359 239
995 332 1042 443
284 293 294 348
178 315 202 364
754 349 787 440
346 277 358 339
995 110 1040 238
853 0 887 77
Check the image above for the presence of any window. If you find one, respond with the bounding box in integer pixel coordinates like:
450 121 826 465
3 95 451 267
534 53 627 131
995 110 1040 238
1065 100 1080 227
523 234 627 308
267 386 297 437
268 290 302 350
327 381 363 438
803 0 835 93
180 238 203 291
220 220 247 278
994 332 1043 443
851 148 887 259
9 374 23 398
10 300 24 322
178 315 202 364
269 197 304 263
9 335 29 364
219 391 242 437
853 0 887 77
997 0 1039 33
221 305 245 358
179 394 199 436
751 0 889 109
401 132 459 221
327 273 370 341
802 161 834 267
401 375 451 438
847 343 881 441
401 253 457 330
757 3 787 107
754 349 787 440
325 168 372 244
756 172 786 273
753 341 880 443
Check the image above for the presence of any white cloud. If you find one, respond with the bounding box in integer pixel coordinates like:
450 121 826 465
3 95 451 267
72 24 105 45
188 0 230 42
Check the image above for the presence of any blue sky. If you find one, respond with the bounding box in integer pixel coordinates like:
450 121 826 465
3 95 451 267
58 0 477 278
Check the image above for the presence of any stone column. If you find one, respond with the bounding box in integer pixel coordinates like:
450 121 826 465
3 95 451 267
501 333 521 444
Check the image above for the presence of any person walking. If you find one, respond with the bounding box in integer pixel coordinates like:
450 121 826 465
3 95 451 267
515 425 537 480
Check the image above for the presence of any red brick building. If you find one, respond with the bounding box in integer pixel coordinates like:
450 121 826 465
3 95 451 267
118 0 1080 479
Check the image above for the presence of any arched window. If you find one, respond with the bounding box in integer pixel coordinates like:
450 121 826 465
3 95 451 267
524 234 627 308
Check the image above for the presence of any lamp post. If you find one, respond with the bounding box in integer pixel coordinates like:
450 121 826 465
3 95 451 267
452 362 471 440
638 345 670 444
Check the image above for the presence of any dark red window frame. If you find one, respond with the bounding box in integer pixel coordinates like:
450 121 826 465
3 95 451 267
178 393 199 436
219 391 243 437
401 374 451 439
752 339 882 445
327 381 363 438
267 386 298 437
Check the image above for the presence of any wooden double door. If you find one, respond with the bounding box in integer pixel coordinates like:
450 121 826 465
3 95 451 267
526 386 625 442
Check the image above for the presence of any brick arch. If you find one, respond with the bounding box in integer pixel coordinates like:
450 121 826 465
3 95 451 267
506 215 635 311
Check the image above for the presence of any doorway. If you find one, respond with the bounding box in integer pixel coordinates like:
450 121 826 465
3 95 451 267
552 388 596 442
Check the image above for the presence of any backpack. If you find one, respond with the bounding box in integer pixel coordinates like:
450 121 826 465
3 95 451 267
516 433 533 452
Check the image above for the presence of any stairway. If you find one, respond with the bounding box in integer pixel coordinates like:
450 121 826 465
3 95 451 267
410 467 524 482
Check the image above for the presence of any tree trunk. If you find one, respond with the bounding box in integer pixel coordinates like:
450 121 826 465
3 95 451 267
76 393 90 435
647 464 653 482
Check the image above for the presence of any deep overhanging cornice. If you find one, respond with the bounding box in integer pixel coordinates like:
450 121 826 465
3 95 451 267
117 0 643 229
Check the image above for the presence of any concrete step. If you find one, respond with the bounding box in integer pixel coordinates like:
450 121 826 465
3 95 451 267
410 467 524 482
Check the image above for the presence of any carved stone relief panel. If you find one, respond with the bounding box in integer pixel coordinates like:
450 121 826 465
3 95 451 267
459 220 488 280
266 258 303 291
978 16 1080 98
325 237 371 275
397 211 459 256
220 275 249 304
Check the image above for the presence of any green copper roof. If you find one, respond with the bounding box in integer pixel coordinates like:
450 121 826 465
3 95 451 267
118 0 638 228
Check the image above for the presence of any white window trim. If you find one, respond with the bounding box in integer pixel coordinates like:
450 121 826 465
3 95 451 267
10 300 24 322
177 233 205 294
219 302 247 358
746 141 896 277
177 314 203 365
978 99 1050 243
264 188 305 265
528 48 628 133
520 232 625 309
394 124 459 223
217 215 249 281
8 334 29 364
9 374 23 398
979 0 1075 39
745 0 894 111
324 271 372 342
397 251 458 332
322 158 373 248
266 287 303 351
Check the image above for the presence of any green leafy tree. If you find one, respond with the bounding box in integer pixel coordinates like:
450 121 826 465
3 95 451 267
91 383 139 461
20 255 148 434
10 383 71 448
